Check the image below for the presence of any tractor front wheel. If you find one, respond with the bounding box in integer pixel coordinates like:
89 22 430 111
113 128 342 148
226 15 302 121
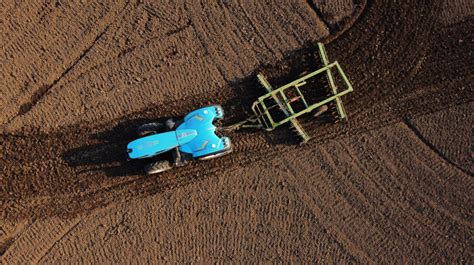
144 160 172 175
137 122 164 137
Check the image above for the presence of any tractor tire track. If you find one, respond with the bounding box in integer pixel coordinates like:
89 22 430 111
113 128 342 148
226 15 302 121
11 1 132 120
0 1 132 129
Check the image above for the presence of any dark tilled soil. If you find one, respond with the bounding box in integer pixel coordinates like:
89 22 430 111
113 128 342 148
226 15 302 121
0 0 472 263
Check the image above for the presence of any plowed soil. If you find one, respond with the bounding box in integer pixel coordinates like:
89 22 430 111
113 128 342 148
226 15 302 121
0 0 473 263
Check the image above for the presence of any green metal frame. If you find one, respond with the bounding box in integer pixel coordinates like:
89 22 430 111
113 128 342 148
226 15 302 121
250 42 353 142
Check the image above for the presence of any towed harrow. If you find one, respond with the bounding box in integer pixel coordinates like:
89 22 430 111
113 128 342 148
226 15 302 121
223 43 354 143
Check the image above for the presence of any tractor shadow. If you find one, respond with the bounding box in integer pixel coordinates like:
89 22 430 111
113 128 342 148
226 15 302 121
62 117 173 177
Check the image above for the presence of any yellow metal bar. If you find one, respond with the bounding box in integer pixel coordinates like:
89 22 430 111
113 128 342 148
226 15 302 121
258 100 277 127
335 62 353 92
257 62 337 102
257 73 273 93
319 43 346 120
279 90 295 114
271 86 352 128
253 102 271 129
294 83 309 108
290 119 310 143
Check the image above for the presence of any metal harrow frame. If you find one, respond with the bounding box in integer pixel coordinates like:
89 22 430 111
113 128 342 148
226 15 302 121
225 43 353 143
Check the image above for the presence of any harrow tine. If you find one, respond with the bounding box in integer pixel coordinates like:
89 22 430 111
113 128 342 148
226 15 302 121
257 73 273 93
290 119 310 143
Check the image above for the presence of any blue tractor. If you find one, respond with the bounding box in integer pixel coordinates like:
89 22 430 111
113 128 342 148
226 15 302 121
127 105 232 174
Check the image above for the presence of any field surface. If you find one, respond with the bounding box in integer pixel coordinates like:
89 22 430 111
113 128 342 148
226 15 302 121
0 0 472 263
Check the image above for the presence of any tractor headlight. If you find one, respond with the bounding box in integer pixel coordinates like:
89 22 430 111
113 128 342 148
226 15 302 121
215 106 223 117
222 137 230 148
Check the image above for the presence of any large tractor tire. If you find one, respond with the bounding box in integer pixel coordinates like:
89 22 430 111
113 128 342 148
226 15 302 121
144 160 172 175
137 122 164 137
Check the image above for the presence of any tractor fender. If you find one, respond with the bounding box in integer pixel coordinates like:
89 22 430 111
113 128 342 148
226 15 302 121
127 131 178 159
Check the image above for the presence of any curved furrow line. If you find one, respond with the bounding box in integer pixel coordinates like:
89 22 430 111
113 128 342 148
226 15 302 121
364 126 472 242
342 131 466 261
0 1 132 128
404 119 473 176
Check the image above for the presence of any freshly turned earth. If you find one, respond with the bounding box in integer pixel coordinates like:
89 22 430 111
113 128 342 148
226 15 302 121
0 0 472 263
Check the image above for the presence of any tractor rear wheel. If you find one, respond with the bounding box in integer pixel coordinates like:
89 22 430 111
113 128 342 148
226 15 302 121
144 160 172 175
137 122 164 137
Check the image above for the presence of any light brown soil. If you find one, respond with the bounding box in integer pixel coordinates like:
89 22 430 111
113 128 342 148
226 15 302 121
0 0 472 263
439 0 473 25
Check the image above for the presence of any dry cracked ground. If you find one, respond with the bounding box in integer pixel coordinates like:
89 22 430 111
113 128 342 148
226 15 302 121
0 0 473 263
